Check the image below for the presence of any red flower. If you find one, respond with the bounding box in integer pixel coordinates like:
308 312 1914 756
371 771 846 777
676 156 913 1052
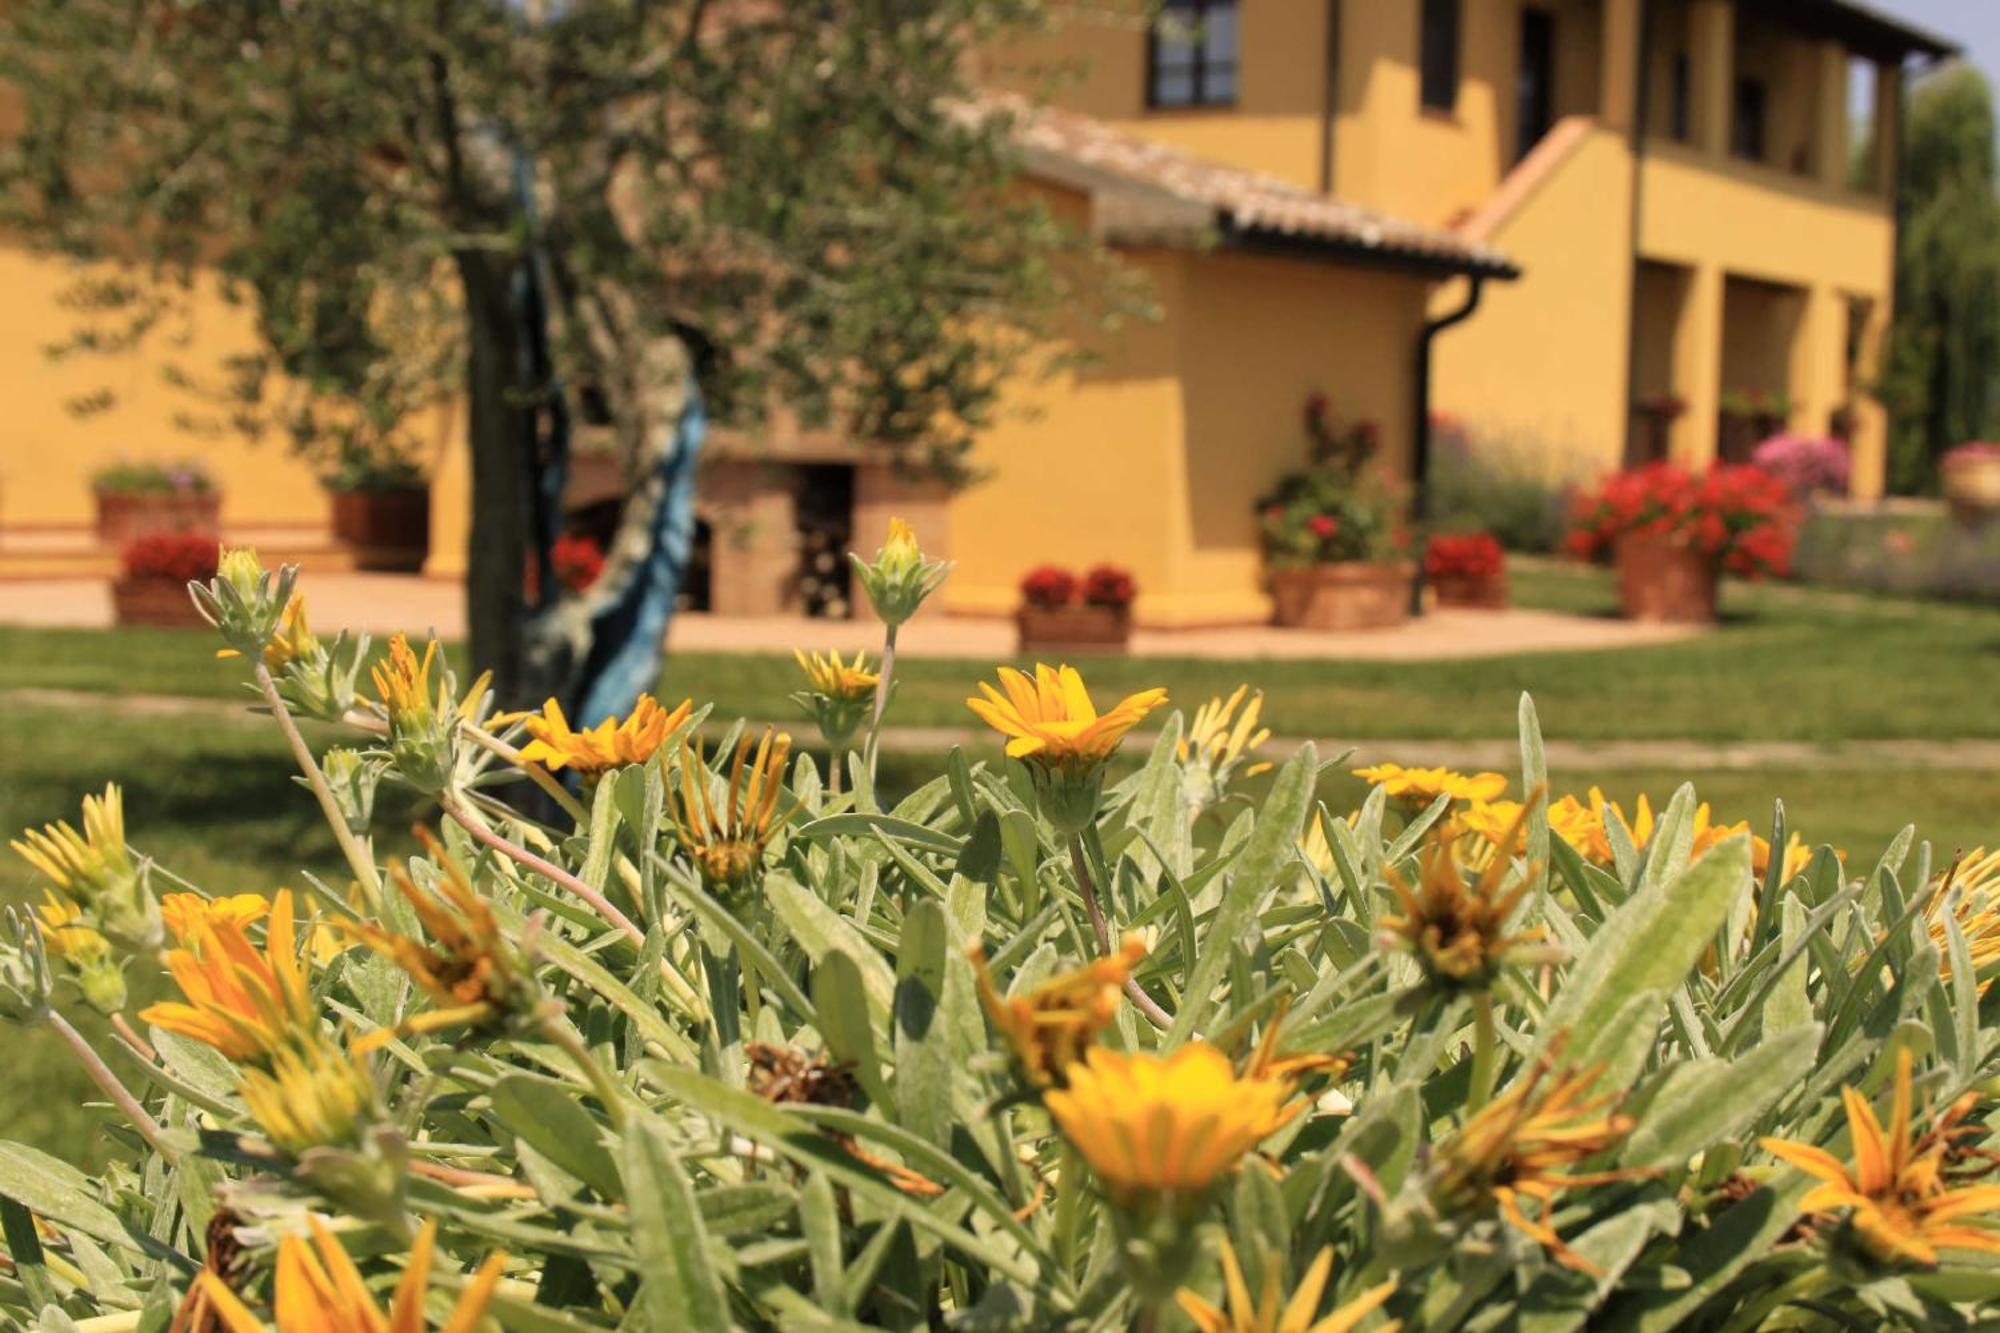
1425 532 1505 580
1565 463 1796 580
1308 515 1339 540
1019 565 1077 610
121 533 220 583
552 534 606 593
1080 563 1137 609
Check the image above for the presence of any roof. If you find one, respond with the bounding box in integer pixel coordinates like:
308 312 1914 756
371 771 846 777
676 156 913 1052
970 94 1518 281
1762 0 1959 62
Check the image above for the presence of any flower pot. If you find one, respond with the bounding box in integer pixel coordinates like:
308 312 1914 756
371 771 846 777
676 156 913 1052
1431 571 1510 610
1267 561 1414 631
1615 532 1719 624
1942 453 2000 526
1015 604 1132 655
110 577 207 629
330 486 430 573
93 490 220 545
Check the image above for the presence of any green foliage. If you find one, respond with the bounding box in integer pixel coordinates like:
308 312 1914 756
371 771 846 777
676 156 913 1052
1428 419 1582 553
1879 65 2000 494
4 568 2000 1328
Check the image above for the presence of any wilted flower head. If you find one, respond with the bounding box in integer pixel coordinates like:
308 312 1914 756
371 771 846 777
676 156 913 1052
513 693 692 777
342 832 537 1043
1381 808 1556 991
1353 762 1507 809
1045 1043 1304 1213
671 730 794 900
140 888 319 1064
1179 686 1273 815
189 1215 504 1333
969 936 1145 1090
12 784 158 950
792 650 879 747
849 516 950 627
1175 1236 1398 1333
370 635 492 793
1429 1050 1650 1272
968 664 1167 834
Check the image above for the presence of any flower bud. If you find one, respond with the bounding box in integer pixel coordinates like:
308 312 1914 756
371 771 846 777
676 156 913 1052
849 517 951 629
318 747 383 834
191 546 301 660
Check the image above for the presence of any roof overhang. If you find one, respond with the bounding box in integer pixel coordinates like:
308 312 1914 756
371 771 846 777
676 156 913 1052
1754 0 1959 64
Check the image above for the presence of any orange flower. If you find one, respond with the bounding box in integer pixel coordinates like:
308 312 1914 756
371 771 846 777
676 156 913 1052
969 936 1145 1089
514 694 692 776
140 888 317 1064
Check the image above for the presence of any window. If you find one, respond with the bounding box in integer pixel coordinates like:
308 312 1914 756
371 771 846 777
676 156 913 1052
1515 8 1555 162
1147 0 1238 109
1669 53 1691 142
1420 0 1462 113
1732 77 1768 161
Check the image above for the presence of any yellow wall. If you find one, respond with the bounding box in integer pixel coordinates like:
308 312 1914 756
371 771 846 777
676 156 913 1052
0 246 333 532
946 248 1430 628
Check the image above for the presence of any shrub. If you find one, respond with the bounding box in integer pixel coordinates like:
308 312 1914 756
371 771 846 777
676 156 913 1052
1427 418 1579 553
1943 440 2000 470
1079 563 1137 609
1424 531 1505 581
1567 462 1797 578
119 532 219 583
1752 434 1852 500
9 546 2000 1330
1258 399 1405 566
90 458 214 495
1018 563 1077 608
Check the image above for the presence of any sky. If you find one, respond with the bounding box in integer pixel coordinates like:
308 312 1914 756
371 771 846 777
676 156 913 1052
1867 0 2000 87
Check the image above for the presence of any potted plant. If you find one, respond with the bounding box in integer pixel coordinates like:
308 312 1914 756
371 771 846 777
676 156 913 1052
1015 563 1134 654
1941 443 2000 526
1257 399 1413 631
110 533 217 628
91 460 219 544
1566 463 1794 623
1750 434 1851 503
325 447 429 573
1425 532 1508 609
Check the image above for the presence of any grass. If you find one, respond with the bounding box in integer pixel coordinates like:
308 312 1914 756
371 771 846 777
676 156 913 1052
7 565 2000 742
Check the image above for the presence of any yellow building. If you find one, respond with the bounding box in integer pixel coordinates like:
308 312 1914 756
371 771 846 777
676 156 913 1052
0 1 1960 628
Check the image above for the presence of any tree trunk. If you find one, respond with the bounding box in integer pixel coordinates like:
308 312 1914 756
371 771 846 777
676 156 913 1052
455 250 537 705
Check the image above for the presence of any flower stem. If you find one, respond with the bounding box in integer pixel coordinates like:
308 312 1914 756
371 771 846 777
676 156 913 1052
255 663 383 909
1068 836 1171 1030
863 623 900 784
441 795 646 947
462 725 590 825
541 1013 628 1132
1468 991 1500 1113
46 1008 175 1162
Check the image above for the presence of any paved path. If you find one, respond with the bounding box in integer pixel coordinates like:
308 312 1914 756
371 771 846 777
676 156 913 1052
0 573 1701 662
11 687 1998 772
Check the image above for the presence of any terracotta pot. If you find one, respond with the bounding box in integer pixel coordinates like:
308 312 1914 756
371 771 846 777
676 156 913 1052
110 577 207 629
1431 571 1510 610
330 486 430 573
93 491 220 545
1016 603 1132 655
1267 561 1414 631
1942 453 2000 526
1615 532 1719 623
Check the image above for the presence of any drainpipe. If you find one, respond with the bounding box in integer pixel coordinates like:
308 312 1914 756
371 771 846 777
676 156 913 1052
1319 0 1343 194
1620 0 1653 465
1411 275 1487 613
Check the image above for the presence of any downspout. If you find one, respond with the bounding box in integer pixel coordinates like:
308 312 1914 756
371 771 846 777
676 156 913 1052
1411 275 1487 612
1319 0 1343 194
1619 0 1653 465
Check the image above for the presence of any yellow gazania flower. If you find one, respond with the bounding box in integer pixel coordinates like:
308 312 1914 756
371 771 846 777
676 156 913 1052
795 649 879 702
140 888 318 1064
217 592 318 671
1381 811 1552 991
967 664 1168 772
671 730 794 897
1179 686 1274 812
191 1215 505 1333
237 1034 378 1157
513 693 693 776
1761 1047 2000 1266
216 545 265 600
160 892 271 943
12 784 134 906
36 890 111 968
882 516 921 571
371 633 438 725
1926 849 2000 993
1175 1236 1399 1333
968 936 1145 1089
1353 763 1507 808
341 833 528 1043
1431 1053 1651 1273
1044 1044 1303 1209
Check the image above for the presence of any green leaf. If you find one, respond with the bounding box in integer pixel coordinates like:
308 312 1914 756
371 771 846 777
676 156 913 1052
488 1075 621 1200
623 1113 731 1331
0 1142 134 1254
894 899 953 1148
1604 1177 1810 1332
1539 836 1752 1077
769 876 896 1024
1519 693 1551 893
799 1171 846 1314
1623 1024 1822 1168
1170 744 1315 1042
793 813 964 855
813 949 891 1107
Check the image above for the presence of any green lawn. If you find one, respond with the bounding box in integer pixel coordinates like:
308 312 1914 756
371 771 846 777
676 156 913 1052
6 564 1999 741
